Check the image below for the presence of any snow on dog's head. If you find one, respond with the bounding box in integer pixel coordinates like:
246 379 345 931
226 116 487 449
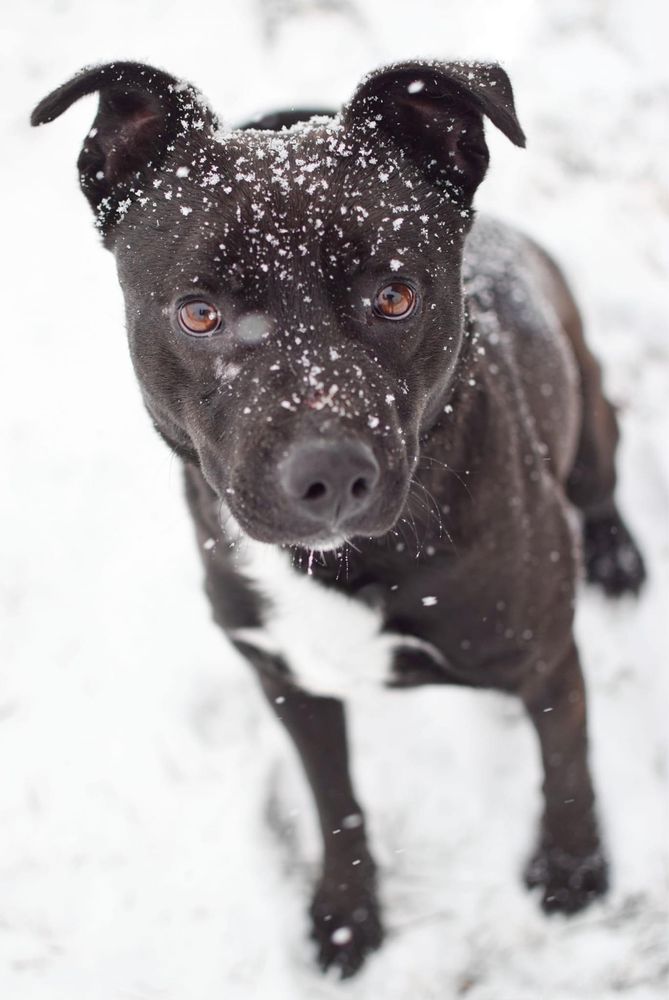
31 59 524 547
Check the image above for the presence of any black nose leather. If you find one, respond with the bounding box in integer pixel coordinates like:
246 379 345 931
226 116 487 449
279 439 380 527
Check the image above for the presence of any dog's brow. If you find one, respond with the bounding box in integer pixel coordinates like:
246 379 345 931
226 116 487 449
323 238 368 275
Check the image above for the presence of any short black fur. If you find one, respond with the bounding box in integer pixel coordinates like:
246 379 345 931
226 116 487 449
32 59 645 979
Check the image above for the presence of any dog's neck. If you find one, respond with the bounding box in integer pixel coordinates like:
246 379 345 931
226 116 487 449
419 300 479 435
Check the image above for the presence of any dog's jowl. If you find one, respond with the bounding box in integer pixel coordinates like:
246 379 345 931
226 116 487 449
33 60 646 977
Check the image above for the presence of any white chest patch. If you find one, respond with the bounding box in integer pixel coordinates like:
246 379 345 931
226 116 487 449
228 535 444 700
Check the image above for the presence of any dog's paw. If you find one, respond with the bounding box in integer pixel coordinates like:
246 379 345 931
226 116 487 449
524 842 609 914
584 511 646 597
309 867 383 978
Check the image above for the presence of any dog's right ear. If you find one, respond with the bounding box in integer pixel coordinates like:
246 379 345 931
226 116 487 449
31 62 216 230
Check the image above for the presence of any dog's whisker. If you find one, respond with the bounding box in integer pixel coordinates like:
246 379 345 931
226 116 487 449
398 515 419 558
402 501 423 559
420 454 474 501
407 486 436 552
409 477 456 551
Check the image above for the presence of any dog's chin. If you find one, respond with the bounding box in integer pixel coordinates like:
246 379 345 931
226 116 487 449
291 533 348 553
229 519 355 551
223 506 399 550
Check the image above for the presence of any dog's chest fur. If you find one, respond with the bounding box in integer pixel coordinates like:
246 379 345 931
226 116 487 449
229 535 444 699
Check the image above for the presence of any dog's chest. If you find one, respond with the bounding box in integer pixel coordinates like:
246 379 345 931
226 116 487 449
229 540 435 699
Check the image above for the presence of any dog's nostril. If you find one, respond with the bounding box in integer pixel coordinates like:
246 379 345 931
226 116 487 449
278 439 379 526
351 477 370 499
303 476 369 504
303 481 328 502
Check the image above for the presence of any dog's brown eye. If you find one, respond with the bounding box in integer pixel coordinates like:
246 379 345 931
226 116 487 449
373 282 416 320
177 299 222 337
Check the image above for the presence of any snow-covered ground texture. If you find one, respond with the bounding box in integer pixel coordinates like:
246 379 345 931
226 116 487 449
1 0 668 997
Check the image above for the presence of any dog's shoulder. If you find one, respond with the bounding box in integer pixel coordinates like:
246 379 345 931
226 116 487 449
463 215 581 482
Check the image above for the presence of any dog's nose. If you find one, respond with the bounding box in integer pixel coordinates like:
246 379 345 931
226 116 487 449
278 439 380 527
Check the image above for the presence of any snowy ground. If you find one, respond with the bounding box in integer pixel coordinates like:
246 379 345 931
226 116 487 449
1 1 668 997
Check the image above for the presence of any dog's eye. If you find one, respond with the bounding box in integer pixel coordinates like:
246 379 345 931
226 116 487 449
177 299 222 337
373 282 416 320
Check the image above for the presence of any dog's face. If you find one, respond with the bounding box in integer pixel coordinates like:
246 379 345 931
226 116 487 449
33 61 524 547
117 124 470 547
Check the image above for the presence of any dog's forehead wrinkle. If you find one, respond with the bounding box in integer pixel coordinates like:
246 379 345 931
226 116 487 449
116 127 465 288
195 124 447 213
108 112 457 258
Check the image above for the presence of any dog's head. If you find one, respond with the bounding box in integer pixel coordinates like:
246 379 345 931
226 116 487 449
32 60 524 548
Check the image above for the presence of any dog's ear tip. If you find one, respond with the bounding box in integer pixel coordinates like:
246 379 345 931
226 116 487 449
27 62 178 130
29 71 90 128
509 124 527 148
30 93 70 127
30 102 51 127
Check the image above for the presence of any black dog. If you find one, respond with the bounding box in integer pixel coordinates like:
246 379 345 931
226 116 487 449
32 60 646 978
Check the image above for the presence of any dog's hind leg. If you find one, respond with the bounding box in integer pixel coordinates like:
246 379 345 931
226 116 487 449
540 253 646 595
248 652 382 978
567 326 646 595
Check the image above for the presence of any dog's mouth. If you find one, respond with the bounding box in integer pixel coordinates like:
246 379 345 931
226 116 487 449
220 501 364 553
286 532 349 554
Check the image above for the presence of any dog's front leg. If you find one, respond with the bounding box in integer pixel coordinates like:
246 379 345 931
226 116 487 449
251 657 382 977
520 640 609 913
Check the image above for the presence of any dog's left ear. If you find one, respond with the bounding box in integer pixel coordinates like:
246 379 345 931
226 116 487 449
344 61 525 201
31 62 217 231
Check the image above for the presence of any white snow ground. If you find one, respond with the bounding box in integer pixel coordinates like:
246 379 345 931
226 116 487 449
1 0 668 997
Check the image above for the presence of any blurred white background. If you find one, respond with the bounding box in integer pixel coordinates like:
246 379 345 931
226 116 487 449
1 1 668 997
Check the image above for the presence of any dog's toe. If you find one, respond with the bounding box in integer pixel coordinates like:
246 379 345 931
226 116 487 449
309 871 383 978
524 842 609 915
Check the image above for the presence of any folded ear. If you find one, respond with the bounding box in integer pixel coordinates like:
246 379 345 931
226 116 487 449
31 61 217 229
344 61 525 201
